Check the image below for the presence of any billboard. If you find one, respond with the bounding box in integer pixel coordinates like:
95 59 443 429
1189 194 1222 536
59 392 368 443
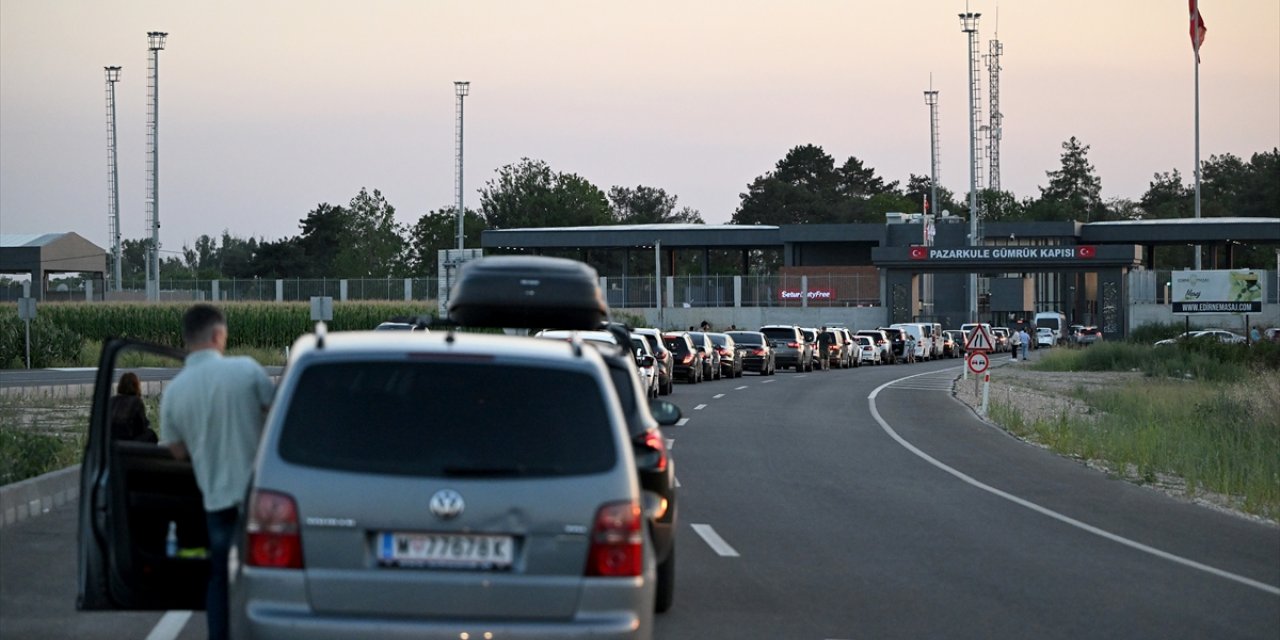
1171 269 1263 314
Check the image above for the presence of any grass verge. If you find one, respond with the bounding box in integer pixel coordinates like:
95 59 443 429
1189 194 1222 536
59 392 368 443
989 344 1280 521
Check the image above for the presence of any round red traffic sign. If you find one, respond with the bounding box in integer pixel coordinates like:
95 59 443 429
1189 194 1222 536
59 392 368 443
966 351 989 374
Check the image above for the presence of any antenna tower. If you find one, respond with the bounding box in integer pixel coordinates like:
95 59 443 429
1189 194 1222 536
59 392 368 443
986 39 1004 192
145 32 167 301
104 67 122 292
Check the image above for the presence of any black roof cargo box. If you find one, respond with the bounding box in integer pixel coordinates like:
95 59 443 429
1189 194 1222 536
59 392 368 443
447 256 609 329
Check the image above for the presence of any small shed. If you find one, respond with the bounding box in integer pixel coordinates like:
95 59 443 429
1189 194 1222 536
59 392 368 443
0 232 108 300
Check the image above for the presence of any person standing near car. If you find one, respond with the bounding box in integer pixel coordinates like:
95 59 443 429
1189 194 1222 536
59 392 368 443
160 304 275 640
1019 327 1032 361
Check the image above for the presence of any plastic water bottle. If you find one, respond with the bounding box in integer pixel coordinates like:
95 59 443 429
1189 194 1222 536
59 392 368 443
166 521 178 558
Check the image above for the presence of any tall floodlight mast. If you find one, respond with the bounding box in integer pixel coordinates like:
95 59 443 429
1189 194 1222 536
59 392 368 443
104 66 123 292
454 81 470 250
986 39 1004 192
960 12 982 323
924 87 940 225
145 32 167 301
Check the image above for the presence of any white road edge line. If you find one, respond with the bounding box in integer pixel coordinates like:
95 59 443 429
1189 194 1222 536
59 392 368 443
691 523 740 557
868 371 1280 597
146 611 192 640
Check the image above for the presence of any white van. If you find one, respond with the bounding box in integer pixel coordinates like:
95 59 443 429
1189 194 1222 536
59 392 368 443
890 323 930 361
1034 311 1068 345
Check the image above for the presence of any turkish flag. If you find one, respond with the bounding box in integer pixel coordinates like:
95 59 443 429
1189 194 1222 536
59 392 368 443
1189 0 1207 63
1076 245 1097 259
909 246 928 260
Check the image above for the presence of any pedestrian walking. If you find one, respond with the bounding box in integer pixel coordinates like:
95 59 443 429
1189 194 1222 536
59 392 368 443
1019 327 1032 361
1011 329 1021 360
160 304 275 640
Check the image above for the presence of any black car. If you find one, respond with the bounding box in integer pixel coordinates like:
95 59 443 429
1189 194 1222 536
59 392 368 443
687 332 722 381
598 326 681 612
706 332 744 378
663 331 704 383
726 330 776 375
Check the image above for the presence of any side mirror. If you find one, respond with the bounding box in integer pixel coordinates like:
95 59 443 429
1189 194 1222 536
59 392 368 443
649 399 682 426
638 354 655 368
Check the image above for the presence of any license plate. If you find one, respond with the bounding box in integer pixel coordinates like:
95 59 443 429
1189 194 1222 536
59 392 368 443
377 532 515 570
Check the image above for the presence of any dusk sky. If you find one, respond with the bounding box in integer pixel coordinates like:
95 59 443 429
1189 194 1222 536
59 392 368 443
2 1 1277 255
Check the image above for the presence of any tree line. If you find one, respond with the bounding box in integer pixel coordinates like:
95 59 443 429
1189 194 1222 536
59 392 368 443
121 141 1277 281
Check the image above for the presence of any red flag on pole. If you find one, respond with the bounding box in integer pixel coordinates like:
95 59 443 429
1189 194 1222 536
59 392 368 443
1189 0 1207 63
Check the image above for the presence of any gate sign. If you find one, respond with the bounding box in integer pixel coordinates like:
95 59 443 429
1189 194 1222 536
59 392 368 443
1171 269 1263 314
964 325 995 352
966 351 990 374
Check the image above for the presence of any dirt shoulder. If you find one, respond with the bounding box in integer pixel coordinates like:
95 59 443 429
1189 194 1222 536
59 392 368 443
949 355 1275 526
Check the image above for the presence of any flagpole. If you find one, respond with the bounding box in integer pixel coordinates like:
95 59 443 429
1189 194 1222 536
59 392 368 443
1194 46 1202 270
1192 2 1203 270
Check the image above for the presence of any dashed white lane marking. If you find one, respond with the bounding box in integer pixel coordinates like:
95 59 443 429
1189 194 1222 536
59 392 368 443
713 393 725 399
676 418 689 426
694 404 708 411
691 524 740 557
735 385 748 390
869 371 1280 597
665 438 674 450
146 611 192 640
761 379 776 384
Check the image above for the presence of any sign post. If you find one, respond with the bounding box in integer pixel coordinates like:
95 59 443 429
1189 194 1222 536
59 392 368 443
964 327 994 415
18 297 36 369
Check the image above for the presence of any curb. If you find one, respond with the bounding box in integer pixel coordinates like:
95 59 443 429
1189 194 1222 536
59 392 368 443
1 464 80 529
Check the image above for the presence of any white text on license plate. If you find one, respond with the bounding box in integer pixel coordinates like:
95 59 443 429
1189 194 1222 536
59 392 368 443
377 532 514 569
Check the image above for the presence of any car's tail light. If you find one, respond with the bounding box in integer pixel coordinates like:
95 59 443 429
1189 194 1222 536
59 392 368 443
642 430 668 472
246 489 303 569
787 342 800 348
716 347 728 356
752 348 766 356
656 351 668 361
585 501 643 577
681 353 693 365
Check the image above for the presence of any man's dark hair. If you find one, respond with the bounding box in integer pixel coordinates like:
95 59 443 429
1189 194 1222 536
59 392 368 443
182 304 226 347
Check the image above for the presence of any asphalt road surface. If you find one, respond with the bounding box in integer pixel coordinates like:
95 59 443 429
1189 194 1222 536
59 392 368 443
2 358 1277 639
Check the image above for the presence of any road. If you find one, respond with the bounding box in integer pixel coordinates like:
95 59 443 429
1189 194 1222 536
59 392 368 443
2 357 1277 639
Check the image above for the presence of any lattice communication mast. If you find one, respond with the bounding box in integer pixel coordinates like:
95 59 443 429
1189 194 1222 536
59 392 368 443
986 39 1004 193
104 66 122 292
145 32 167 301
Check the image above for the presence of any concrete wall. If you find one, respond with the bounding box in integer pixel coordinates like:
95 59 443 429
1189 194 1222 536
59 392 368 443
624 306 888 331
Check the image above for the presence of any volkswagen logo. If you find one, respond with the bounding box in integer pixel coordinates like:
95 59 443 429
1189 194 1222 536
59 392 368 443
429 489 465 519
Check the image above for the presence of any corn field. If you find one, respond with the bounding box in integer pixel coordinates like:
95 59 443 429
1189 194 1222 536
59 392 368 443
0 301 434 368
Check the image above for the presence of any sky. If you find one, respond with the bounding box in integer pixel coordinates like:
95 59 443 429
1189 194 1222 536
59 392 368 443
1 0 1277 255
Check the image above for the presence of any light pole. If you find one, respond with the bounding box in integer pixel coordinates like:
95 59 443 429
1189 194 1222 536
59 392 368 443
105 66 122 292
923 88 940 228
454 81 470 250
146 31 167 301
960 12 982 323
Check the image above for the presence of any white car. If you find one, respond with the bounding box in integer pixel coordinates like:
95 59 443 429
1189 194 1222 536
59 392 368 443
1155 329 1247 346
852 335 880 365
1036 327 1056 348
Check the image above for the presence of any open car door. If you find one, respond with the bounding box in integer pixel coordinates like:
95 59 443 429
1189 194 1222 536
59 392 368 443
77 338 208 611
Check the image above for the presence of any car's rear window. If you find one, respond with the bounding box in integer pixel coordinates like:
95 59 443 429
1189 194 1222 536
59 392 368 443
760 328 796 341
727 332 762 346
278 361 616 477
663 336 691 353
